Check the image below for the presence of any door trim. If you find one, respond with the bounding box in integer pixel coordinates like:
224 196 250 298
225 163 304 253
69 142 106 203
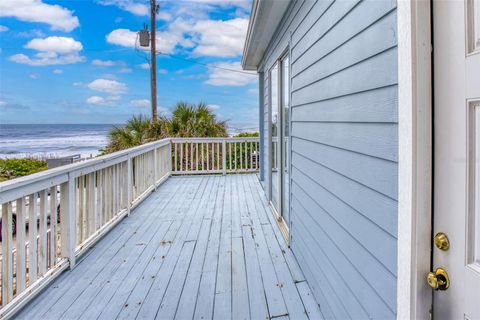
397 0 433 319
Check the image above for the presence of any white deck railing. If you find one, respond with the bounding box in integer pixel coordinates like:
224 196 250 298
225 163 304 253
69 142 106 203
0 137 259 318
171 137 259 175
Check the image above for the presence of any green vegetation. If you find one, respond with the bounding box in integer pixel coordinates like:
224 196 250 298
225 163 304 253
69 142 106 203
234 132 259 138
103 102 228 154
0 158 48 182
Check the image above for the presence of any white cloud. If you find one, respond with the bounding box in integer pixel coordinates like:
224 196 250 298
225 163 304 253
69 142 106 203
106 29 138 48
130 99 150 107
87 79 128 94
118 67 132 73
188 0 250 9
0 0 79 32
86 95 121 106
73 81 83 87
98 0 172 20
158 69 168 74
138 63 150 69
0 25 8 32
29 73 40 79
190 18 248 57
16 29 45 38
106 28 184 54
98 0 148 16
248 87 258 95
53 69 63 74
92 59 125 67
207 104 220 110
9 36 85 66
205 61 257 86
100 73 118 80
157 12 173 21
10 53 85 66
25 36 83 53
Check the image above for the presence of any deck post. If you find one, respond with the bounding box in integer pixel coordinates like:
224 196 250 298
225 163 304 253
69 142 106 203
60 177 76 269
222 140 227 175
127 155 132 215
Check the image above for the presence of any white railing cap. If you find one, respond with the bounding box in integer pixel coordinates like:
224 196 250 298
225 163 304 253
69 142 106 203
0 138 171 199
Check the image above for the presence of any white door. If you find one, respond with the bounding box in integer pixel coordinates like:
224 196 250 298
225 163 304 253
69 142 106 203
433 0 480 319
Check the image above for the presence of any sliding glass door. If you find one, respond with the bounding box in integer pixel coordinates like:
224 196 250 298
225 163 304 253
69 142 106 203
281 55 290 226
270 62 280 210
269 52 290 230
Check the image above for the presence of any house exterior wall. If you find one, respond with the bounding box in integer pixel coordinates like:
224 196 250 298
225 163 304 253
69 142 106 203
258 0 399 318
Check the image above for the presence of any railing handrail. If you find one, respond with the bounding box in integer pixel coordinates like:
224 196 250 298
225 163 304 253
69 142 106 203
170 137 258 143
0 139 170 203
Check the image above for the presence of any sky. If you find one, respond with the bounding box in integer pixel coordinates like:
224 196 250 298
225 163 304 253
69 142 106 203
0 0 259 132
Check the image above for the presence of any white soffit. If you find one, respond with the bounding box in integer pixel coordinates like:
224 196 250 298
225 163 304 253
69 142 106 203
242 0 290 71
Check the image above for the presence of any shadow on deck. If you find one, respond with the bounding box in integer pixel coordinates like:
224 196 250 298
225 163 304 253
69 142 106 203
16 174 321 320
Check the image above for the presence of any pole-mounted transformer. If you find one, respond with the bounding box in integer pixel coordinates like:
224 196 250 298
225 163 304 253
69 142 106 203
139 24 150 47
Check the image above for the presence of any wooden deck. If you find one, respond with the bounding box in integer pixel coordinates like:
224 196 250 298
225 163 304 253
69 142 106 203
15 174 321 320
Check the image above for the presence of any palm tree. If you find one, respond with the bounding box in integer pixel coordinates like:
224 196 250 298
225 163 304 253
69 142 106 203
163 102 227 137
103 115 151 153
103 102 227 153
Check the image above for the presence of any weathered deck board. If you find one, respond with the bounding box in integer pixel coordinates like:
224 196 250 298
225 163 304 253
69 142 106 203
16 174 320 320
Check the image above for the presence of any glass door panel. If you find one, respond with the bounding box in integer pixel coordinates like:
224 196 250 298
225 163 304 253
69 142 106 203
270 63 279 211
281 55 290 226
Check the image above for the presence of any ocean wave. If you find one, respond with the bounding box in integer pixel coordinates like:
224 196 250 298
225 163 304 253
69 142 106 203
0 124 112 159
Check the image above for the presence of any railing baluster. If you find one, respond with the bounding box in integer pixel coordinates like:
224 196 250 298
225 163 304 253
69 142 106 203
228 142 232 172
244 141 248 171
185 143 189 172
195 143 199 171
222 140 226 175
87 174 95 237
60 178 76 268
2 203 13 305
201 143 205 171
239 142 243 170
38 190 48 276
16 197 26 293
250 142 253 170
127 157 132 215
234 142 237 171
256 142 259 169
191 143 194 171
49 187 57 267
28 193 38 283
206 143 209 172
180 143 184 173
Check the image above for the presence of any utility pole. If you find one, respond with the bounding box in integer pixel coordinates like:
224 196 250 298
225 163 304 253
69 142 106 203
150 0 158 123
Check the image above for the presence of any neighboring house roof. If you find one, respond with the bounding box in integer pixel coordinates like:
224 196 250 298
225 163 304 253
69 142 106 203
242 0 290 71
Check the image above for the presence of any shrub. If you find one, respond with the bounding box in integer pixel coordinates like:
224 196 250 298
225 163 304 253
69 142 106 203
0 158 48 181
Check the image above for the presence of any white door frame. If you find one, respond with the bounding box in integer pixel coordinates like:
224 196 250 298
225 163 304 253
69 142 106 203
397 0 433 319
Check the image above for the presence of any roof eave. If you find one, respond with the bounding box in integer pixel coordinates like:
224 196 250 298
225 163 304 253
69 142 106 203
241 0 290 71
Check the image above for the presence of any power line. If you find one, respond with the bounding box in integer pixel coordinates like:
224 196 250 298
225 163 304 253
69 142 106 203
2 45 258 77
155 51 257 75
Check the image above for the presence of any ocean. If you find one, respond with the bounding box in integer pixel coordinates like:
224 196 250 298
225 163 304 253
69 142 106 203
0 124 115 159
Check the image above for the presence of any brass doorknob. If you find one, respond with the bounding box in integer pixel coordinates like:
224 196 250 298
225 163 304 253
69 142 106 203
434 232 450 251
427 268 450 290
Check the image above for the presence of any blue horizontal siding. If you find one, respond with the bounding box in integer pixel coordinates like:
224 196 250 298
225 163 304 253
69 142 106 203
258 0 398 318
